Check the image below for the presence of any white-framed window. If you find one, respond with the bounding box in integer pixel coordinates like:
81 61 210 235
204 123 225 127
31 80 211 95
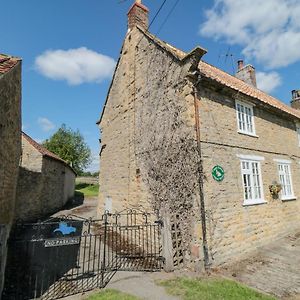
296 124 300 146
235 100 256 136
275 160 295 200
238 155 265 206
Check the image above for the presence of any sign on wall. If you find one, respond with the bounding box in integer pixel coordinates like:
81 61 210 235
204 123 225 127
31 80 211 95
212 165 225 182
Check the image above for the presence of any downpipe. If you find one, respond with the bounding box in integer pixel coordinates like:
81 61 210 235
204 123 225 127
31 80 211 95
191 73 210 270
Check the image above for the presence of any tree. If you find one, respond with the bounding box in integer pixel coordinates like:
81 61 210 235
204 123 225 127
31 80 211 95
43 124 92 174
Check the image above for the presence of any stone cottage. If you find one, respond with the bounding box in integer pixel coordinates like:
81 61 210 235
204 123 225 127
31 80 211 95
0 54 22 295
15 132 76 222
97 0 300 270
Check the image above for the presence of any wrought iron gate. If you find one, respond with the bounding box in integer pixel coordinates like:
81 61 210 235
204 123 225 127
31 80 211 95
2 209 162 300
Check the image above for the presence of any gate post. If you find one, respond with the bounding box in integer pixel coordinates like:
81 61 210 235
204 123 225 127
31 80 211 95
161 210 174 272
101 212 108 286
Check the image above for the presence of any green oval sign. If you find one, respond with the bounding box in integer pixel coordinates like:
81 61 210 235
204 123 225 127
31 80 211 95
212 165 225 182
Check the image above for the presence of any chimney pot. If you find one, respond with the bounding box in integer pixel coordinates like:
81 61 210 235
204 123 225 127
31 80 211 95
235 60 257 88
128 0 149 31
291 90 300 109
237 59 244 71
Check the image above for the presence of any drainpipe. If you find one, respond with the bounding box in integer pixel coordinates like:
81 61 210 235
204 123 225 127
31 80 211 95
192 74 210 270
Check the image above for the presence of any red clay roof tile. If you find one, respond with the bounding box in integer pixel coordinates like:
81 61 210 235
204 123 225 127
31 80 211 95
0 54 21 75
140 28 300 120
199 61 300 119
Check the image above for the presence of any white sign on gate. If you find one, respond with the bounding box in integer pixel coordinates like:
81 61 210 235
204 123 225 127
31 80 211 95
44 236 80 247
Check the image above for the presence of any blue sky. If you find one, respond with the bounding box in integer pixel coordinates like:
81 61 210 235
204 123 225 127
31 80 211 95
2 0 300 171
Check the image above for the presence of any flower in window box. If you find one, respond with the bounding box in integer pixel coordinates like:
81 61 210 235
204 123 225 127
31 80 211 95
269 182 282 198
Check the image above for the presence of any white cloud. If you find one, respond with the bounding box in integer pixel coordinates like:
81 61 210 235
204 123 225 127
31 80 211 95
38 117 55 132
256 71 282 93
200 0 300 68
35 47 116 85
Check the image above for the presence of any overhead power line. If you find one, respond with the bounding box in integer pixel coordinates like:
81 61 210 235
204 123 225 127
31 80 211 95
156 0 181 35
148 0 168 30
136 0 169 48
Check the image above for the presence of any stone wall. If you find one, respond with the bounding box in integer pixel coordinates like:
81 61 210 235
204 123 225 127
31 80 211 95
15 139 75 222
99 28 151 215
193 82 300 266
21 136 43 172
0 63 21 296
41 157 67 215
99 26 300 271
99 27 200 222
99 27 205 268
64 167 76 201
76 176 98 185
15 167 44 221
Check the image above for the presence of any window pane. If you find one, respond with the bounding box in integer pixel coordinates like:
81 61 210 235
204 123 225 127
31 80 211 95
278 163 293 198
236 102 254 134
279 174 286 196
251 162 261 200
241 110 245 131
241 160 262 202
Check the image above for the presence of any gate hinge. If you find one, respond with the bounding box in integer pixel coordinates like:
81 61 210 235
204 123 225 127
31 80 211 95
154 220 163 226
158 256 166 262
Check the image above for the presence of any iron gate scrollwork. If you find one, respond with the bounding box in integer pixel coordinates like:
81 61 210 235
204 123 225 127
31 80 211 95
2 209 162 300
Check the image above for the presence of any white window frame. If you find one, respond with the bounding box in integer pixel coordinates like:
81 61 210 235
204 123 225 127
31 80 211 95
237 154 266 206
296 124 300 147
235 100 257 136
274 159 296 201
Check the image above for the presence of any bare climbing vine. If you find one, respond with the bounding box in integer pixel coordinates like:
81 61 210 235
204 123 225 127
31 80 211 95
134 41 200 258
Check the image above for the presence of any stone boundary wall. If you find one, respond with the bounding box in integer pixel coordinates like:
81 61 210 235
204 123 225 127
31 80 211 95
0 63 21 295
15 158 75 222
15 167 44 221
76 176 99 185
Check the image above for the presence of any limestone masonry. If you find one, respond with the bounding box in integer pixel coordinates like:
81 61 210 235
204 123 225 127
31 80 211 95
98 1 300 270
0 54 22 296
15 133 76 222
0 52 76 294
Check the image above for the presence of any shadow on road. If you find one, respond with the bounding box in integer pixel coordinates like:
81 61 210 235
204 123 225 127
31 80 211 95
62 191 85 210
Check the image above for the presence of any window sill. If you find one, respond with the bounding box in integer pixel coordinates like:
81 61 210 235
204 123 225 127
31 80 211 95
281 196 297 202
238 131 259 138
243 199 267 206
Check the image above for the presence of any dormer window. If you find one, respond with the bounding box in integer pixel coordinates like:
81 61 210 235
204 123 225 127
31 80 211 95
235 100 256 136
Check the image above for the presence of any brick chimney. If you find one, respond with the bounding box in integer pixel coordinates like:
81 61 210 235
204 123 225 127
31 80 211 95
291 90 300 109
235 59 257 87
128 0 149 31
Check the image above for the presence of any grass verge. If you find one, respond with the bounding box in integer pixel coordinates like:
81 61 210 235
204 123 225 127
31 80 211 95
159 277 276 300
75 183 99 197
86 289 140 300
